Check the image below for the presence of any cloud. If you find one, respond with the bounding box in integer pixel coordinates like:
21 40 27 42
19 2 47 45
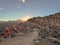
22 0 26 3
0 8 3 11
17 0 26 9
18 0 26 3
21 15 32 21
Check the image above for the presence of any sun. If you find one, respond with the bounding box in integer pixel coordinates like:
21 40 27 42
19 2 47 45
22 0 25 3
21 16 32 21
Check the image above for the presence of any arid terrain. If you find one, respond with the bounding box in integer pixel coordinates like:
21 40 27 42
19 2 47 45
0 30 38 45
0 13 60 45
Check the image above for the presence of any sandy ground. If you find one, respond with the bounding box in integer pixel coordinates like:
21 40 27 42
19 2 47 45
0 30 38 45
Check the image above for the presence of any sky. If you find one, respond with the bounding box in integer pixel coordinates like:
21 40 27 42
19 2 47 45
0 0 60 21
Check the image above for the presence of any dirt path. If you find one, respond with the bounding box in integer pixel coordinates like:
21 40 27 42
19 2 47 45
0 30 38 45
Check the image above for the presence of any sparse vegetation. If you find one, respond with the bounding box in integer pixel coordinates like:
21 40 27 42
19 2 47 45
0 13 60 45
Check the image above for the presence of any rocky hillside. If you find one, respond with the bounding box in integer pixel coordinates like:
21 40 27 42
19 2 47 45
28 13 60 45
0 13 60 39
28 13 60 31
0 13 60 45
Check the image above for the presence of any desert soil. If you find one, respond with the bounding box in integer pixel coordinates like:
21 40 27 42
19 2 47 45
0 30 38 45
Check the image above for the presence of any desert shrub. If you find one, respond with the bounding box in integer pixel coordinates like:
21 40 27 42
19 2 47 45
39 29 50 38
